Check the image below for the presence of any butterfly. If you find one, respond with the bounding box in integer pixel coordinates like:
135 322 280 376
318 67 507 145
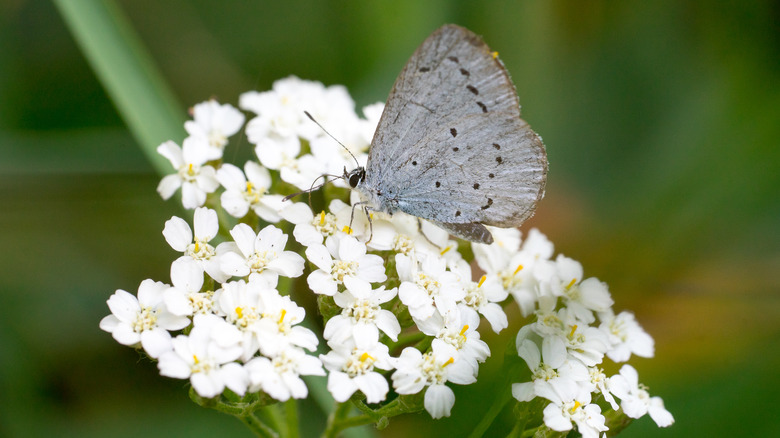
345 24 547 244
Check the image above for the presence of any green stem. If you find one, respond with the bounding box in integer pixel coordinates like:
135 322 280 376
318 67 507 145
323 402 352 438
53 0 185 174
467 339 526 438
519 426 539 437
285 399 300 438
466 382 513 438
333 414 375 432
240 412 280 438
263 404 287 438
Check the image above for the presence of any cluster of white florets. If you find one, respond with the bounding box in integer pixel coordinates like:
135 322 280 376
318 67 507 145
100 76 672 432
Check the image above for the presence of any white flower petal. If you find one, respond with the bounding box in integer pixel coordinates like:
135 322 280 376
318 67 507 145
512 382 535 402
357 373 389 404
424 384 455 419
140 328 173 358
327 371 358 402
157 174 182 200
162 216 193 251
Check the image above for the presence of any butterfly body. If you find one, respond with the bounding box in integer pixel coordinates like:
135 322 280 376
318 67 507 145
348 25 547 244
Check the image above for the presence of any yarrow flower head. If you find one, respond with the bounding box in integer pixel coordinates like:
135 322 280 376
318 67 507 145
100 279 190 358
320 338 394 403
306 234 386 296
156 137 220 209
392 342 476 419
158 314 248 398
324 276 401 345
163 207 228 282
216 161 286 222
102 77 672 437
608 364 675 427
184 99 245 154
219 223 305 286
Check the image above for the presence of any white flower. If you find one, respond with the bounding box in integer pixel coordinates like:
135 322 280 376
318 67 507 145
416 310 490 375
184 99 245 154
599 310 654 362
163 258 216 316
511 326 588 403
391 343 475 419
458 272 509 333
241 76 355 142
240 77 359 191
583 367 619 410
216 161 286 221
158 314 247 398
306 235 386 296
542 385 608 438
532 306 610 367
240 77 313 139
288 199 363 247
320 339 393 403
246 347 325 401
608 365 674 427
561 277 613 324
472 227 521 277
324 276 400 345
255 289 319 357
289 205 337 247
363 212 446 256
156 138 220 209
100 279 190 358
220 223 304 285
475 229 555 316
544 255 613 324
397 253 465 321
215 279 266 361
163 207 228 282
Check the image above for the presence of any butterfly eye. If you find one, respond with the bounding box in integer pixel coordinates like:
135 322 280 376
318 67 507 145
348 170 363 188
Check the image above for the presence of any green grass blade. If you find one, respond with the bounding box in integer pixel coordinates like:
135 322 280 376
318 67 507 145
53 0 184 174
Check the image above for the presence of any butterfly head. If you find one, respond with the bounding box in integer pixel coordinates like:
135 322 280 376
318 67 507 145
345 166 366 189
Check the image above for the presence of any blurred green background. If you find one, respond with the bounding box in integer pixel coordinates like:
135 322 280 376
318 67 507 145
1 0 778 437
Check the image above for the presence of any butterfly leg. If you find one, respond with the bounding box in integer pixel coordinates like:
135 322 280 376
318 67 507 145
348 200 372 241
364 205 374 244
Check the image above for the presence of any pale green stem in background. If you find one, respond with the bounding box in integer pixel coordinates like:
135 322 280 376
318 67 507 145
53 0 184 174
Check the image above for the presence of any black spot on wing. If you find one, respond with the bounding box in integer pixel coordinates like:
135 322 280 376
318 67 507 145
477 101 488 113
466 85 479 95
450 128 457 137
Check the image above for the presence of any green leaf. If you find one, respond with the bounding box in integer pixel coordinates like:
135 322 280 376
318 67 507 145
53 0 185 175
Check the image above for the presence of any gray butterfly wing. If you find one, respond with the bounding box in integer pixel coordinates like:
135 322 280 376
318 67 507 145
395 112 546 227
365 24 547 233
366 24 522 184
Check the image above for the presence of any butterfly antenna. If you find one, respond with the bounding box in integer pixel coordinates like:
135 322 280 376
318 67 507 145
303 110 360 168
282 173 341 203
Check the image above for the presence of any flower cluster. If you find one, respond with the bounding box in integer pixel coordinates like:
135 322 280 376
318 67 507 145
100 76 673 434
